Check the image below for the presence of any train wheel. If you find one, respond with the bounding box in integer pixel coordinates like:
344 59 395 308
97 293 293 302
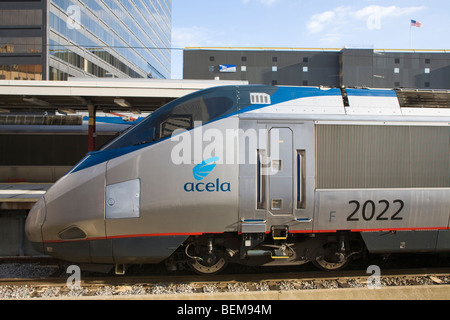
189 256 228 275
186 243 229 275
312 241 351 271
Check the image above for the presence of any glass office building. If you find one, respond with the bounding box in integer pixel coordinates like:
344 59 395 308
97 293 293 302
0 0 171 80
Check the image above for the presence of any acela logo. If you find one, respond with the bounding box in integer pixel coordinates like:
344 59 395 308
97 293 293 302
193 157 219 181
184 157 231 192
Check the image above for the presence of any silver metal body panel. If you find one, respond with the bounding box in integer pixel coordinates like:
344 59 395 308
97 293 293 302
42 161 106 243
315 189 450 232
105 117 239 237
241 109 450 248
105 179 141 219
361 231 440 253
238 120 315 232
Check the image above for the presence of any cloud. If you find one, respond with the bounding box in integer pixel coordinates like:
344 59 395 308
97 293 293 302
351 5 425 20
307 11 335 34
307 6 349 34
350 5 426 30
307 5 426 33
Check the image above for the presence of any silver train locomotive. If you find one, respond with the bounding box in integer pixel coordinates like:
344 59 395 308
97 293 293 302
25 85 450 274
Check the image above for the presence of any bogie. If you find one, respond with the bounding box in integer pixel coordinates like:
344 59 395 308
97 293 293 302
174 232 365 275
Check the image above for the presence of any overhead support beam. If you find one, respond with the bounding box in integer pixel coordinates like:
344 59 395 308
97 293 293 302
0 79 249 112
87 102 96 152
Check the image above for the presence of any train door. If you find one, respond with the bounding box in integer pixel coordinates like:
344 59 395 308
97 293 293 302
267 127 293 215
292 121 315 232
239 121 314 234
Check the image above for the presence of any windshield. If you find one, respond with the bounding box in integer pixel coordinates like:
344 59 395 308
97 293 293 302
101 86 238 151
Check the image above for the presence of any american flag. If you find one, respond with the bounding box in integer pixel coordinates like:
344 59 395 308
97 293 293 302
411 20 423 28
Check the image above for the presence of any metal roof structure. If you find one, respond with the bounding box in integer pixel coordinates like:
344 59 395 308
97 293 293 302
396 88 450 109
0 79 248 114
0 79 248 151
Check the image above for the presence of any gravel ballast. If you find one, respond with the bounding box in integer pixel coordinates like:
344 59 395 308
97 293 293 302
1 263 449 299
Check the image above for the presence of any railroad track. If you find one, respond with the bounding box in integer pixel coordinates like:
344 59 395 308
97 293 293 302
1 267 449 299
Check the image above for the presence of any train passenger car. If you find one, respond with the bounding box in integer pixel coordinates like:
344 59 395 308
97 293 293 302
25 85 450 274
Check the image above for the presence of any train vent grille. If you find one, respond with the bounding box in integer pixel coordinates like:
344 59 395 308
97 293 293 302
250 93 271 105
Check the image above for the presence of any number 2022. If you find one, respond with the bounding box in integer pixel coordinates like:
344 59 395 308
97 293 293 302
347 199 404 222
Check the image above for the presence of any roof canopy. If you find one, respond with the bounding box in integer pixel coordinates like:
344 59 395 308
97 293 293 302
0 79 248 114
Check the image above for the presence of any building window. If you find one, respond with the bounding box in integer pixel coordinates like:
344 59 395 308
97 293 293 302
209 56 215 62
272 66 277 72
241 56 247 62
394 82 400 87
0 64 42 80
425 58 431 64
0 9 42 26
272 57 278 62
272 80 278 85
424 68 431 74
49 67 68 81
0 37 43 53
303 66 309 73
302 80 308 86
394 68 400 74
425 82 430 88
303 57 309 63
241 66 246 72
209 66 214 72
395 58 400 64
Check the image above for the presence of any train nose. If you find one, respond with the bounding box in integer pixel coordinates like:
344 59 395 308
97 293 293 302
25 197 46 254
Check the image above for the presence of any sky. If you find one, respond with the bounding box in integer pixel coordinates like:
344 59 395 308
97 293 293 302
170 0 450 79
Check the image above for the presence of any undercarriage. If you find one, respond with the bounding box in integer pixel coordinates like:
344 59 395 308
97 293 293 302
166 231 365 275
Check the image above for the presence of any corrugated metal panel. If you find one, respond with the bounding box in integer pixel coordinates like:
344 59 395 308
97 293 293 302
410 126 450 187
316 124 450 189
364 125 410 188
396 89 450 108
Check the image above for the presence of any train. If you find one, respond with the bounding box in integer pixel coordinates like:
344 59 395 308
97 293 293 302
0 111 146 134
25 85 450 274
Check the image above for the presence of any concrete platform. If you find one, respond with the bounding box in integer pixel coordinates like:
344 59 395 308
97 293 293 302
0 183 50 210
0 183 50 201
0 183 51 256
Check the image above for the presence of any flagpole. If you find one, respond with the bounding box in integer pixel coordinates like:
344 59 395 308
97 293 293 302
410 25 412 49
410 20 412 49
410 20 423 49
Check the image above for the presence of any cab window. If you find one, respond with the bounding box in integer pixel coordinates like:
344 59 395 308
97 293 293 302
157 95 234 139
101 87 237 151
160 115 192 138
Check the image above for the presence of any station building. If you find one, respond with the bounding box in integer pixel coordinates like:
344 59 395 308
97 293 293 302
183 48 450 90
0 0 171 80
